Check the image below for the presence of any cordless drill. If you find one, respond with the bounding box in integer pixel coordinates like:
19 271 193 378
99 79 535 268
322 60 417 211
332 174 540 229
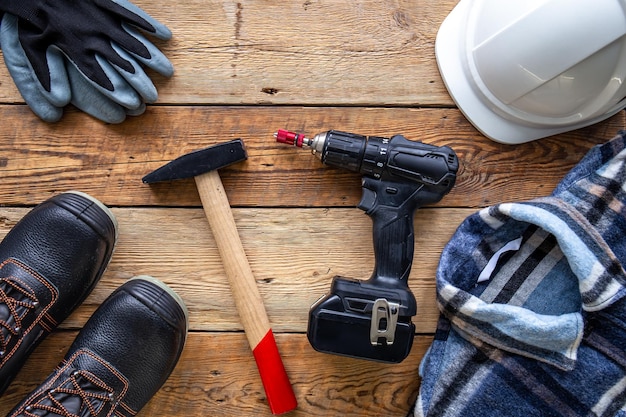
275 129 459 363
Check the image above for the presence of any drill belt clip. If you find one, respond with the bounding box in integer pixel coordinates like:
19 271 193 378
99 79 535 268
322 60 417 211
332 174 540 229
370 298 400 346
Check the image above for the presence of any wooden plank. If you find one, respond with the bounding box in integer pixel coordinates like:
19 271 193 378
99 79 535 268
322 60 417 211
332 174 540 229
0 332 430 417
0 0 458 106
3 0 623 415
0 206 469 333
0 105 622 208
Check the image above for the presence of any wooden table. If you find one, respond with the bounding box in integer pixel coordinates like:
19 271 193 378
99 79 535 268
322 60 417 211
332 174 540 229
0 1 623 416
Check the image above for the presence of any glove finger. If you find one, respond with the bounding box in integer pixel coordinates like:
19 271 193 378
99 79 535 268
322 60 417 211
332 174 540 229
122 23 174 77
41 46 72 106
70 54 144 109
4 20 72 102
66 61 128 124
109 42 159 102
100 0 172 40
125 101 146 116
0 14 65 122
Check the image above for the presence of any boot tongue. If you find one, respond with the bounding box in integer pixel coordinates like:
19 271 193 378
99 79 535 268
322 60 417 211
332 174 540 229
0 299 18 355
0 277 38 356
35 373 112 416
0 302 14 341
32 395 82 416
0 259 58 364
21 349 128 417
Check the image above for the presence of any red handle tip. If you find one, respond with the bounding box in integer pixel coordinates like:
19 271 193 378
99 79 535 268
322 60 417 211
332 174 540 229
253 331 298 414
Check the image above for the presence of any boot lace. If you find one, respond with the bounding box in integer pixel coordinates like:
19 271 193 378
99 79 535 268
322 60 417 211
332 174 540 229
23 370 115 417
0 278 39 358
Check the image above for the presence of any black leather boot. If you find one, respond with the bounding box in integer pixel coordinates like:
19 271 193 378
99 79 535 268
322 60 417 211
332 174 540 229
0 191 117 396
6 276 188 417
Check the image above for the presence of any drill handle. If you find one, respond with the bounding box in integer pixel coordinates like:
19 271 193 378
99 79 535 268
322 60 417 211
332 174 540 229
359 178 431 286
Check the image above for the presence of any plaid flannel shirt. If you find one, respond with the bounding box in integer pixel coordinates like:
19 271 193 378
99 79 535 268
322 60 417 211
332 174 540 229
414 133 626 417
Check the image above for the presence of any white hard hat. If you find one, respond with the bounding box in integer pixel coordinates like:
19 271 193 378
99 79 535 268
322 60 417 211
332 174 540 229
436 0 626 144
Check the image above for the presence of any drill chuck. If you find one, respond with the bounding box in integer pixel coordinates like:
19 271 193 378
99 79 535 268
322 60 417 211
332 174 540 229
275 129 383 173
274 129 328 158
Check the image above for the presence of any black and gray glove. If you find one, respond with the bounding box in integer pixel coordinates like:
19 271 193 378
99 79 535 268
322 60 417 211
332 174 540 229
0 0 173 122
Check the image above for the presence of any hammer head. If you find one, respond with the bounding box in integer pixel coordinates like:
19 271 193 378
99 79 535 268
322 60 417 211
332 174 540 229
142 139 248 183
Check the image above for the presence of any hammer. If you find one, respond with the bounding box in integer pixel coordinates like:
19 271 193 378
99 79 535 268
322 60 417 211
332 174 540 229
142 139 297 415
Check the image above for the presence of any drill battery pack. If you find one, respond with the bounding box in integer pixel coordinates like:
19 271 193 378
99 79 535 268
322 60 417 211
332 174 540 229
307 275 417 363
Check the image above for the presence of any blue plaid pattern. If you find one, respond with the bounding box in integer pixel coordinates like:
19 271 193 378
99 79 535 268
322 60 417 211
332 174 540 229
415 132 626 417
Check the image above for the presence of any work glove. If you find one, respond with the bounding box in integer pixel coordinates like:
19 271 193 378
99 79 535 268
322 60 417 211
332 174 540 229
1 13 146 123
0 0 173 123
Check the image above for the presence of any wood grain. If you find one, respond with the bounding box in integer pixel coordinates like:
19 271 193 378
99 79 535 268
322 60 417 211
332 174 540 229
0 206 467 333
0 332 430 416
0 0 458 106
1 0 625 415
0 105 621 208
196 170 274 350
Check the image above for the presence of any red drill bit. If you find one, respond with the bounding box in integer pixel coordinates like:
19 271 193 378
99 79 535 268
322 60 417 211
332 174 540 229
274 129 308 147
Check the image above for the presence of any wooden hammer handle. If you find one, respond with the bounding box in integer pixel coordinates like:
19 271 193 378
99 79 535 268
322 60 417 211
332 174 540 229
195 170 297 415
196 170 270 347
